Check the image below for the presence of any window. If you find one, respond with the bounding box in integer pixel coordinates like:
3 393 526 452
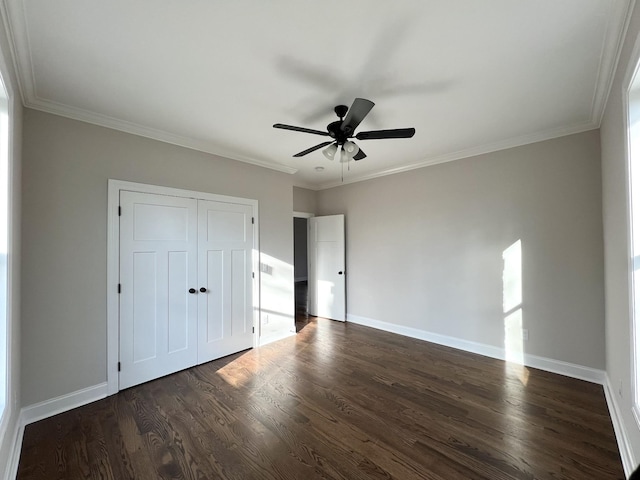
626 53 640 424
0 73 9 421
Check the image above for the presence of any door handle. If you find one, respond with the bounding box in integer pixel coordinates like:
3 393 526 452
188 288 197 294
200 287 207 293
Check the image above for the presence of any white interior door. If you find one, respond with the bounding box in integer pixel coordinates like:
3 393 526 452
197 199 254 363
119 191 198 389
309 214 345 321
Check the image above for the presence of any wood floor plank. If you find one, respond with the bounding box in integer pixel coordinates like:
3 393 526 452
17 315 624 480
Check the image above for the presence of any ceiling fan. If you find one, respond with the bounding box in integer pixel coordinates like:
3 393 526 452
273 98 415 162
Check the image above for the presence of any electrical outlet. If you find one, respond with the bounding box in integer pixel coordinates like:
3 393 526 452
522 329 529 341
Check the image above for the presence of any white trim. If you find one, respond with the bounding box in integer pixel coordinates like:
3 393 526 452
107 179 260 396
3 383 108 479
604 375 637 477
0 0 297 176
315 122 599 190
0 47 10 429
20 382 107 427
293 211 314 219
0 0 31 104
346 314 606 385
106 181 120 396
2 0 634 190
621 25 640 433
252 212 261 350
0 403 11 462
27 98 298 175
0 14 19 480
292 181 320 191
591 0 636 126
2 413 22 480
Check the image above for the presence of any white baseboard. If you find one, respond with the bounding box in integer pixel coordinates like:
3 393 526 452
2 415 23 480
346 314 605 384
2 382 107 480
520 351 604 384
603 376 636 477
20 382 108 427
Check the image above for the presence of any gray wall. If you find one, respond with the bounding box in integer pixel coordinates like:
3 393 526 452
601 1 640 466
293 186 317 213
293 217 308 281
317 130 605 369
293 186 316 282
0 19 22 478
21 109 295 406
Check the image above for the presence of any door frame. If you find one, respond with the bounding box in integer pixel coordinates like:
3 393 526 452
107 179 260 395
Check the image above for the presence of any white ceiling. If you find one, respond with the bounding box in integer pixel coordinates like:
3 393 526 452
1 0 634 189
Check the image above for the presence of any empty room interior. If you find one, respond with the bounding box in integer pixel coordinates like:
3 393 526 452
5 0 640 478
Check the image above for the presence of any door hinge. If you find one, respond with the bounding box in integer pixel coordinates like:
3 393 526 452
252 326 255 333
118 206 122 216
252 217 254 224
117 362 121 372
117 283 121 294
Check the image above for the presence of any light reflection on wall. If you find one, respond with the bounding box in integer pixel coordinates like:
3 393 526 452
503 239 529 385
257 252 295 341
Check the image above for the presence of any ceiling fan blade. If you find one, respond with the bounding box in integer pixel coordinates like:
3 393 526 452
340 98 375 134
356 128 416 140
273 123 330 136
293 141 334 157
353 148 367 161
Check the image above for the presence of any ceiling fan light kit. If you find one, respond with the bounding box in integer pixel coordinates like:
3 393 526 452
343 140 359 156
274 98 415 163
322 143 338 160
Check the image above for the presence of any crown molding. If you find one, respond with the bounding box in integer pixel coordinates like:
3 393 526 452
292 179 321 191
1 0 33 104
315 121 599 190
26 97 299 174
2 0 631 186
591 0 636 126
2 0 298 175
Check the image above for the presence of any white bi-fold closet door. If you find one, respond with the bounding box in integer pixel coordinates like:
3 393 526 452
119 190 254 390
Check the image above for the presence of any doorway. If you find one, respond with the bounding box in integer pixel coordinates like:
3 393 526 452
293 213 312 331
293 212 347 328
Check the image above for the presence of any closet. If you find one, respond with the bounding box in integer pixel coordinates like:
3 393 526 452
117 187 255 389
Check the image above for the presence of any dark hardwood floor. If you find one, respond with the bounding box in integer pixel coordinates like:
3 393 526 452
295 280 311 333
17 303 624 479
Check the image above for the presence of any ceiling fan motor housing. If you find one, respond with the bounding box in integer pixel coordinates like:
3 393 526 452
327 120 348 144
